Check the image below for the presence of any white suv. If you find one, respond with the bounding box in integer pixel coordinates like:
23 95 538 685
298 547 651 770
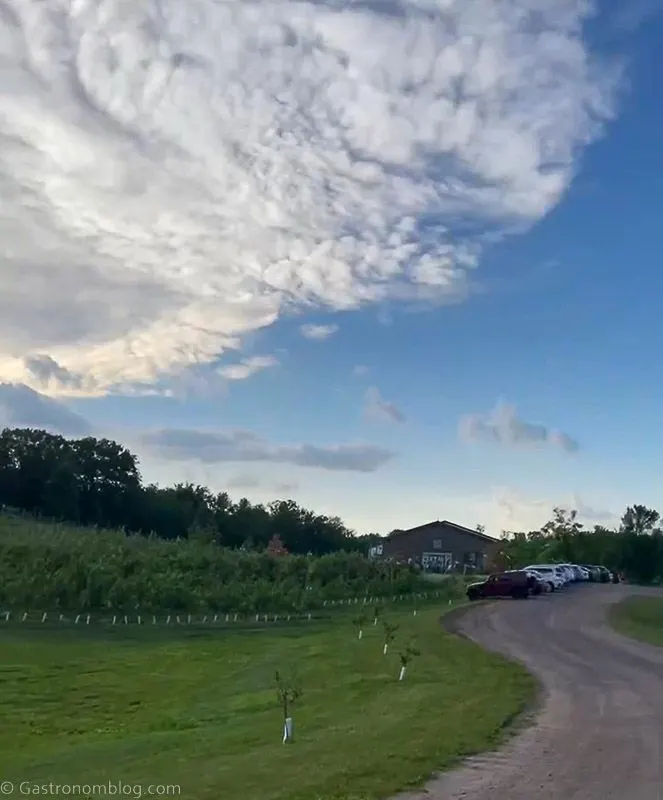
524 564 566 590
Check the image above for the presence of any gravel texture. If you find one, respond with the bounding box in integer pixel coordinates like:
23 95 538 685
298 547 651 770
398 584 663 800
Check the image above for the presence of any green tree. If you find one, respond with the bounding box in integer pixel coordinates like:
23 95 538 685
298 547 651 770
620 505 660 536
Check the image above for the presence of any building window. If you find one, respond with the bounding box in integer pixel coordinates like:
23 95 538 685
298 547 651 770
432 539 442 549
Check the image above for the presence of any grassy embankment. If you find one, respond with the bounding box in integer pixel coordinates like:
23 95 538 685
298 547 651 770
609 595 663 647
0 604 535 800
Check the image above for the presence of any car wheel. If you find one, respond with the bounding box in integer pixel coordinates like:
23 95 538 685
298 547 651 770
548 582 555 592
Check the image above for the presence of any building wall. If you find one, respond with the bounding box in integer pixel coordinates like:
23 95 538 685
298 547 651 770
381 522 498 571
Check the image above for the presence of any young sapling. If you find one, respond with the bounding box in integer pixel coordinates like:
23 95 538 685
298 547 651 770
382 621 399 655
398 644 420 681
275 670 302 743
353 613 368 640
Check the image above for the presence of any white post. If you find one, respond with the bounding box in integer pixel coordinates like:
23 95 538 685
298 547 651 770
137 616 141 625
399 666 406 681
41 612 47 623
123 615 128 625
112 615 117 625
153 616 157 625
86 614 91 625
22 612 27 622
187 615 191 625
4 611 9 622
74 614 80 625
383 643 388 655
413 609 417 616
176 615 181 624
233 614 238 623
202 616 207 623
283 717 294 743
166 615 171 625
358 629 363 640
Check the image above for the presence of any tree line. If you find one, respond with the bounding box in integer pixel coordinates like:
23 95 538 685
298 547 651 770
0 427 379 555
496 505 663 584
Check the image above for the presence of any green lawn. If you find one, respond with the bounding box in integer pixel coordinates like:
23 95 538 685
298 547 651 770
0 605 535 800
609 595 663 646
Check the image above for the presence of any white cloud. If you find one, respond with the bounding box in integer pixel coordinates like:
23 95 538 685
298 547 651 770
0 0 618 396
227 473 299 494
352 365 369 378
227 473 262 489
217 355 279 381
459 402 579 452
299 323 339 341
364 386 406 424
485 487 616 532
0 383 90 435
141 427 395 472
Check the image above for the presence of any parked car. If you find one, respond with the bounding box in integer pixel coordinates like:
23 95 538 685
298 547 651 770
595 566 612 583
557 564 581 582
523 564 564 591
525 569 552 592
504 569 545 594
581 565 601 582
466 571 532 600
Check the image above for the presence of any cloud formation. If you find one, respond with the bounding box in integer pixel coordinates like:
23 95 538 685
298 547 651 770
227 473 299 494
364 386 406 424
487 487 615 532
460 402 579 452
300 324 339 341
0 0 618 396
217 355 279 381
0 383 90 436
142 427 395 472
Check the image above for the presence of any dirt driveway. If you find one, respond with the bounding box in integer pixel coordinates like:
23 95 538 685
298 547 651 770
399 584 663 800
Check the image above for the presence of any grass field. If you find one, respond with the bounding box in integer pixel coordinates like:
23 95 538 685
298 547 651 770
609 595 663 646
0 604 535 800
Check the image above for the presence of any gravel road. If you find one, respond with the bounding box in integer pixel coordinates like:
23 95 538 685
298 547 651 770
399 584 663 800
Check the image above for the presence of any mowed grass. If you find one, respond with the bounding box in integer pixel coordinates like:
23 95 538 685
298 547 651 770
0 606 535 800
609 595 663 646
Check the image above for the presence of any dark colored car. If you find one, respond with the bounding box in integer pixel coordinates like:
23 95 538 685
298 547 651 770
595 566 612 583
581 565 601 582
466 571 531 601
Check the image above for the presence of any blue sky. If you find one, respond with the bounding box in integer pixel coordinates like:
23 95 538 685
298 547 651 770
1 0 662 535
